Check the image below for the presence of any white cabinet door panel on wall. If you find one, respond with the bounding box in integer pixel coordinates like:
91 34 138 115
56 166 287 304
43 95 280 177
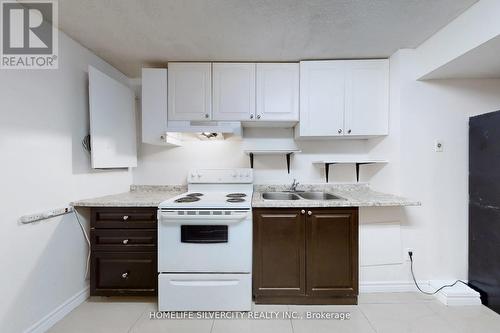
142 68 182 146
89 66 137 168
212 63 256 121
168 63 211 121
142 68 167 144
345 60 389 136
299 61 346 136
256 63 299 121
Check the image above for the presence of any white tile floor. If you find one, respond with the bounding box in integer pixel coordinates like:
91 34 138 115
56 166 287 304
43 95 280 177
49 293 500 333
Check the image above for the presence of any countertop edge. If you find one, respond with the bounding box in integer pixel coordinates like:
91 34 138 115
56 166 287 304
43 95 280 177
70 184 421 209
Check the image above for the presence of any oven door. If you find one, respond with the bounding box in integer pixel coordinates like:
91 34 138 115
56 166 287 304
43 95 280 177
158 209 252 273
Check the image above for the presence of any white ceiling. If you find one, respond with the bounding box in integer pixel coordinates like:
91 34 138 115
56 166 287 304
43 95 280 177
422 35 500 79
58 0 477 77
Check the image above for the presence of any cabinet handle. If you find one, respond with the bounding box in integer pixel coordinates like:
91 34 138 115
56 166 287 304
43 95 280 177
122 215 129 221
122 239 129 245
348 129 352 134
257 115 261 119
301 209 305 215
307 211 312 216
204 114 209 119
250 114 254 119
338 129 342 134
121 272 129 279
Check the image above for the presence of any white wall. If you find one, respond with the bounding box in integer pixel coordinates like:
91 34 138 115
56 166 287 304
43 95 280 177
133 50 500 289
416 0 500 79
135 135 372 185
397 49 500 281
0 32 132 333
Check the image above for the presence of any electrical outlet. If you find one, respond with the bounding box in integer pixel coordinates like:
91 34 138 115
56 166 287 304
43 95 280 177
434 140 444 152
406 248 414 261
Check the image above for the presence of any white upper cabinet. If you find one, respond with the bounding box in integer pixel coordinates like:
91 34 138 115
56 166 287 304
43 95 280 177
142 68 167 144
299 61 346 136
212 63 256 121
168 62 212 121
256 63 299 121
142 68 182 146
297 59 389 138
88 66 137 168
345 60 389 136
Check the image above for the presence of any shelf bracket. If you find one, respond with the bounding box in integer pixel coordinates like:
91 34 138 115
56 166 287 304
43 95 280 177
286 153 292 174
355 162 373 182
249 153 254 169
324 163 333 183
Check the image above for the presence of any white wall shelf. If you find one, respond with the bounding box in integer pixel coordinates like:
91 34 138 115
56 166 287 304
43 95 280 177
312 160 388 182
244 149 301 174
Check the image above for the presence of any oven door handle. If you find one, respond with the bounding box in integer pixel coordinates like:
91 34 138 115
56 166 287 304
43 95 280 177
159 212 250 224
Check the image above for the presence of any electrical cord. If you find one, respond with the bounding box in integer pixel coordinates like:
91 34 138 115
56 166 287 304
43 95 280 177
82 134 91 153
74 210 91 279
409 251 468 295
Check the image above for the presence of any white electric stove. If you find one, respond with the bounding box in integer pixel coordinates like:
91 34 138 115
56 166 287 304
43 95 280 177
157 169 253 311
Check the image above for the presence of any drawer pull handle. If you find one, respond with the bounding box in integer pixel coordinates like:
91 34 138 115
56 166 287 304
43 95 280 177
307 211 312 216
122 215 129 221
121 272 129 279
122 239 129 245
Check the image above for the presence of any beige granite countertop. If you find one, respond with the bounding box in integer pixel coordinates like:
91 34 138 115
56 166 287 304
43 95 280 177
71 185 186 207
72 184 419 208
252 184 420 208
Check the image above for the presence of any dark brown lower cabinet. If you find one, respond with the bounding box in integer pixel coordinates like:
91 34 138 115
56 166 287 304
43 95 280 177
90 207 158 296
91 252 156 296
253 207 358 305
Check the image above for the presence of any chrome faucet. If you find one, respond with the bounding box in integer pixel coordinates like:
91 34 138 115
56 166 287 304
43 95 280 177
290 179 299 192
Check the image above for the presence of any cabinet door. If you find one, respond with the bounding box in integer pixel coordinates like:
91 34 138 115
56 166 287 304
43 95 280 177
142 68 167 144
253 209 305 297
256 63 299 121
212 63 256 121
306 209 358 297
345 60 389 136
167 63 211 121
88 66 137 168
91 252 157 296
299 61 346 136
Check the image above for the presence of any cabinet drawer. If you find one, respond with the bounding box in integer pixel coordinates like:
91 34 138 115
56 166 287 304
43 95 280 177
91 229 156 252
91 207 157 229
91 252 157 296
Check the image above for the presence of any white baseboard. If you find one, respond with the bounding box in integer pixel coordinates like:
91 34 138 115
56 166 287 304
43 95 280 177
24 287 89 333
360 280 481 306
360 280 429 293
430 280 481 306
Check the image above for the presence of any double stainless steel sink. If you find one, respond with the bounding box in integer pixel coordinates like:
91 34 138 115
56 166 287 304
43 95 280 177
262 191 345 201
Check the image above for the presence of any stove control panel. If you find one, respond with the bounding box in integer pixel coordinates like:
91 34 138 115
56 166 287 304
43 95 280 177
188 169 253 184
